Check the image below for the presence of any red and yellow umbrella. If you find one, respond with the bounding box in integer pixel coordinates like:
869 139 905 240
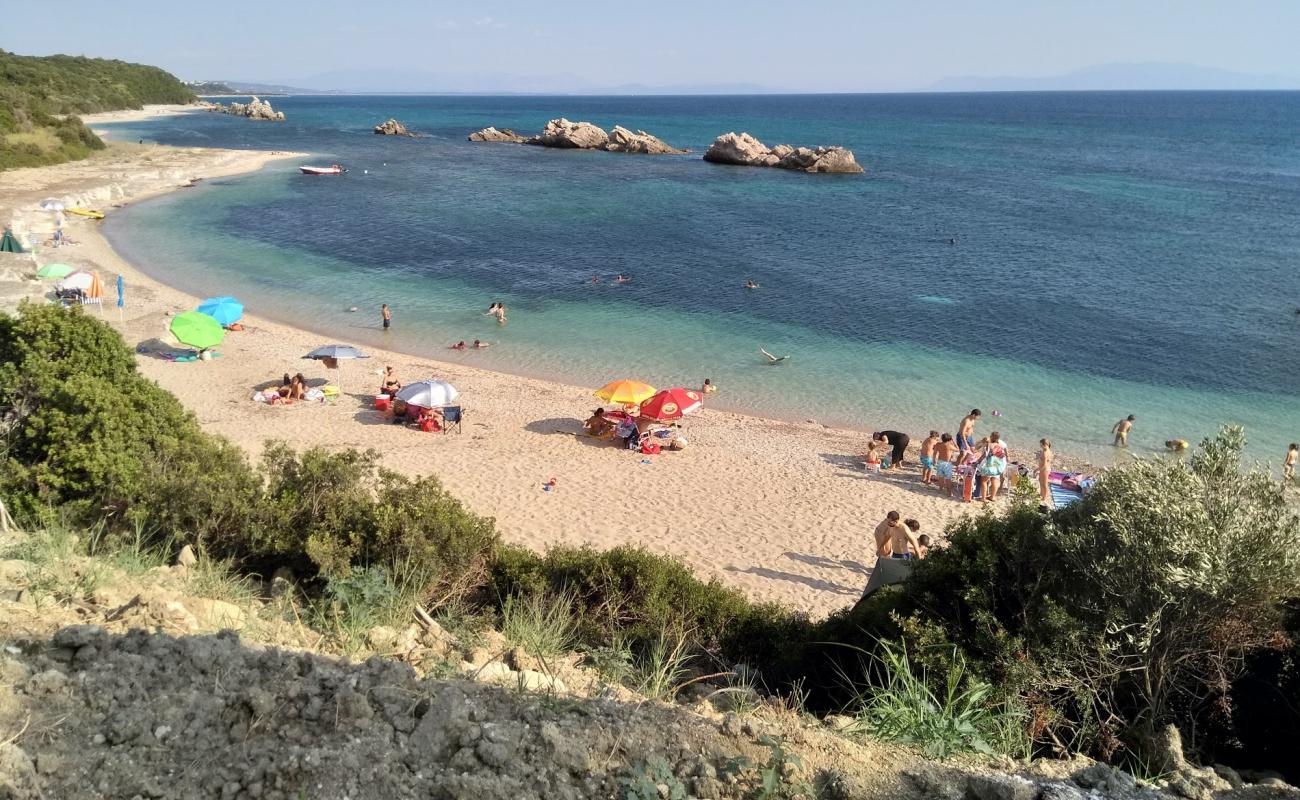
594 379 657 406
639 388 704 421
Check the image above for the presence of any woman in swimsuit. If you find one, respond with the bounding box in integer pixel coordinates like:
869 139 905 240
977 432 1009 503
380 366 402 396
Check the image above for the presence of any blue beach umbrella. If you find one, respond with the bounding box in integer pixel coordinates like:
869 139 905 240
116 275 125 308
197 296 244 326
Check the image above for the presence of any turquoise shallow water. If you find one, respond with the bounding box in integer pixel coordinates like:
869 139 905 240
99 93 1300 464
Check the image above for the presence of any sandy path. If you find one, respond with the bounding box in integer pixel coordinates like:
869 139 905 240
1 127 1012 617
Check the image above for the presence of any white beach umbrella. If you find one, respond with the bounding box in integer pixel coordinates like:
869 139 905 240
57 271 95 291
40 198 65 212
395 380 460 408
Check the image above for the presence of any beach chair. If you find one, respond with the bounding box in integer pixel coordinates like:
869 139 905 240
442 405 463 434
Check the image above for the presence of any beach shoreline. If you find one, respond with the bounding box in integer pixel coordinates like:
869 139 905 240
1 139 1081 617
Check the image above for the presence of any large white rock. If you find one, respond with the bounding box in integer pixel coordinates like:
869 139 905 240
704 132 864 174
467 126 528 143
528 118 610 149
605 125 688 155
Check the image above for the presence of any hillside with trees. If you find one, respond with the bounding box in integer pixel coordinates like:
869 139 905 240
0 49 195 170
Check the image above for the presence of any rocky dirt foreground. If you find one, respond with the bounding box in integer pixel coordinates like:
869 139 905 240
0 537 1296 799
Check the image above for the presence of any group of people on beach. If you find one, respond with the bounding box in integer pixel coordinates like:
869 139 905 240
865 410 1049 504
873 511 929 561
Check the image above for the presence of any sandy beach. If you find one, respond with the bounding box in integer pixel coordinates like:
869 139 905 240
1 115 1041 616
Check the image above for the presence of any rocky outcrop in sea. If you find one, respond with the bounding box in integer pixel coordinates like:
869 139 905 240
201 96 285 122
468 119 688 154
467 127 528 143
373 118 417 137
703 132 862 173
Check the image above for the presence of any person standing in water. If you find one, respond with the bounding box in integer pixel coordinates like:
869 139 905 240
381 303 392 330
1112 415 1135 447
1286 443 1298 483
702 378 717 395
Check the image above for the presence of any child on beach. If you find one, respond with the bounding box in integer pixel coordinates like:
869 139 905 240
919 430 940 485
702 378 717 395
1286 443 1298 483
864 439 883 473
933 433 959 497
913 532 930 559
1038 438 1053 502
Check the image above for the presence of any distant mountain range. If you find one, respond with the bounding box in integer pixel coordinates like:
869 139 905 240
193 70 771 96
928 62 1300 92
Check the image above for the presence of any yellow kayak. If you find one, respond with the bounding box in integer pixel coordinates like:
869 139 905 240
67 207 105 220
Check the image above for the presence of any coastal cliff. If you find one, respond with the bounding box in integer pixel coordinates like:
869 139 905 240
704 132 863 173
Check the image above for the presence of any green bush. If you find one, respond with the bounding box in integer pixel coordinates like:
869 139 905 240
252 443 500 603
898 427 1300 759
0 303 258 541
486 543 787 654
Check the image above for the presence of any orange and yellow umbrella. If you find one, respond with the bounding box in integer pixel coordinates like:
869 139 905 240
594 379 657 406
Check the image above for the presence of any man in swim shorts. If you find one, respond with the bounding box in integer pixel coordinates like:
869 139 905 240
919 430 940 485
933 433 959 497
958 409 981 456
1112 414 1135 448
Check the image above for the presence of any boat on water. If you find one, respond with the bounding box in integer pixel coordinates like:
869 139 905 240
299 164 346 175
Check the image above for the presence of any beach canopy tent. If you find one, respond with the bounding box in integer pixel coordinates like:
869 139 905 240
0 229 24 253
639 388 704 422
169 310 225 350
39 198 64 212
395 379 459 409
57 270 95 291
197 296 244 326
35 263 74 279
594 379 657 407
302 344 370 393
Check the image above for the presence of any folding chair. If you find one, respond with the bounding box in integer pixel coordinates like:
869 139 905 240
441 405 463 433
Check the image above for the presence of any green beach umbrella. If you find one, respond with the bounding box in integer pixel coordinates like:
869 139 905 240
35 263 75 279
169 311 225 350
0 229 24 253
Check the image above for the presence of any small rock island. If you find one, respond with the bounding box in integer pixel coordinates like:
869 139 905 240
468 119 688 154
373 118 418 137
200 96 285 122
703 132 863 174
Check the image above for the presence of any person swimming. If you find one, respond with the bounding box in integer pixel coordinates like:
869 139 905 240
614 274 630 283
473 339 490 348
745 280 759 289
450 341 467 350
759 347 789 363
590 275 602 284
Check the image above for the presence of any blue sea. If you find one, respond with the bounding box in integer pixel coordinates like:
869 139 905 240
99 92 1300 464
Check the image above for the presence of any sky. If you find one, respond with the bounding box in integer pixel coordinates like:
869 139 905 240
4 0 1299 92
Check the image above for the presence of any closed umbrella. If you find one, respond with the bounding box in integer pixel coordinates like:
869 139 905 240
57 271 95 291
0 229 24 253
86 272 104 314
116 275 125 323
197 296 244 326
594 379 657 407
639 388 704 422
169 311 225 350
36 263 75 279
302 344 370 394
395 379 459 409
